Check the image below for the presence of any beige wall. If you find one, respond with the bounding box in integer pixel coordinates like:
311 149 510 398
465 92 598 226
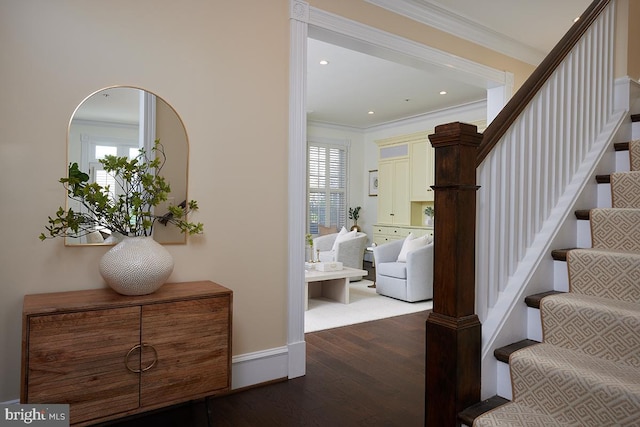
614 0 640 80
0 0 289 401
627 0 640 80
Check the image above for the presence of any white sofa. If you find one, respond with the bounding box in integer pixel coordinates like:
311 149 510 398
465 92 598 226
312 230 368 281
372 237 433 302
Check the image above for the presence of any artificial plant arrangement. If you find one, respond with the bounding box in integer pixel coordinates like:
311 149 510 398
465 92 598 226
348 206 361 224
40 139 203 241
348 206 362 231
424 206 434 218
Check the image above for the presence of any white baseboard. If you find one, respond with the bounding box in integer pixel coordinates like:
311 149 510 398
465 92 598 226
231 346 290 390
287 340 306 379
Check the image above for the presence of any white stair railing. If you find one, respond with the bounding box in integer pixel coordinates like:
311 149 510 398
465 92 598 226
476 1 617 345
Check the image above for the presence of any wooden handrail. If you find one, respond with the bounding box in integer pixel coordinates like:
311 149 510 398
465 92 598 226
477 0 611 165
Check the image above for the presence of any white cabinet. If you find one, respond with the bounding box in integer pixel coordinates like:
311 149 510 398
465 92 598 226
372 224 434 245
410 139 435 201
378 158 410 224
376 131 434 225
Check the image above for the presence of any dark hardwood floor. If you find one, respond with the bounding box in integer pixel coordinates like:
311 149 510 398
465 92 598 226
101 307 429 427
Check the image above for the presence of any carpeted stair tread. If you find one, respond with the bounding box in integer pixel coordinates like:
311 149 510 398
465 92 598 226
472 401 571 427
541 293 640 367
611 171 640 207
493 339 539 364
524 290 565 309
590 208 640 251
567 248 640 303
508 343 640 425
458 395 509 426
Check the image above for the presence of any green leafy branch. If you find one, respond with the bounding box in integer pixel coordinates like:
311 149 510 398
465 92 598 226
348 206 361 221
40 140 203 241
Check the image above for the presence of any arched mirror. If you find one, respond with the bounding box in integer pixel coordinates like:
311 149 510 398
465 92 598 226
66 86 189 245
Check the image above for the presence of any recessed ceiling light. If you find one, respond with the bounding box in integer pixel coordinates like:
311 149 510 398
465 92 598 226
319 60 329 65
368 111 375 115
439 91 447 95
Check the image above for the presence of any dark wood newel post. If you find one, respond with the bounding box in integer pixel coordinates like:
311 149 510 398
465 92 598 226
425 122 482 426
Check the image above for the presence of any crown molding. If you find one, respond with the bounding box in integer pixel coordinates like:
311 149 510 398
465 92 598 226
308 6 508 87
365 0 545 65
309 99 486 132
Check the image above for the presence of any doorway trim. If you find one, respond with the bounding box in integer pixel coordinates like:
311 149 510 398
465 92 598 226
287 0 512 379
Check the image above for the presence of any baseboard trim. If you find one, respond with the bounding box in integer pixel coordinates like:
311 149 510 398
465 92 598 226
231 346 290 390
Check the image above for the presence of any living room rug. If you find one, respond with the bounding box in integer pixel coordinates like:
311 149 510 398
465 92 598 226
304 279 433 333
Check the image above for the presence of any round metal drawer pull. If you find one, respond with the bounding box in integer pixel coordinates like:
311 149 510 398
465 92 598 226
125 343 158 373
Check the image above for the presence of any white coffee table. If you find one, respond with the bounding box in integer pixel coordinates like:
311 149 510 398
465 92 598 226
304 266 368 310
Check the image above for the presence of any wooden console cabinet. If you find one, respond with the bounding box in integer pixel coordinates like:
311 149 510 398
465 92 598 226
21 281 232 426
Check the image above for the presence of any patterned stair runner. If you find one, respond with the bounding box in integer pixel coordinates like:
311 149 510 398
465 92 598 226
474 139 640 426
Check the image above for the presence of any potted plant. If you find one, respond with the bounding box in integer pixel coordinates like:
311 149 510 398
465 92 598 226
348 206 362 232
305 233 315 264
424 206 434 226
40 139 203 295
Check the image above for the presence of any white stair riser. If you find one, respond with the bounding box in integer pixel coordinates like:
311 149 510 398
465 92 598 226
632 121 640 139
616 150 630 172
576 220 591 248
597 182 611 208
527 307 543 342
496 360 513 400
553 260 569 292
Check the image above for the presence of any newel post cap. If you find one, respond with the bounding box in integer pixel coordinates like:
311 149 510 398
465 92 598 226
428 122 482 148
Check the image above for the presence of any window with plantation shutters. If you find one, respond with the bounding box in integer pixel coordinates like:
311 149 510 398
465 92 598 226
90 144 141 202
307 141 348 234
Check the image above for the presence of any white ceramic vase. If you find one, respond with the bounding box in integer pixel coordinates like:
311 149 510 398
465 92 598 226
99 236 174 296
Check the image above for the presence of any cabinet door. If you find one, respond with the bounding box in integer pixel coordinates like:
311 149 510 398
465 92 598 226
140 296 231 406
410 141 435 201
377 161 395 224
393 159 410 224
424 141 435 200
25 307 141 424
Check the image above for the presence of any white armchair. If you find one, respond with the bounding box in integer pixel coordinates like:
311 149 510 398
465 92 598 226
313 231 368 281
373 238 433 302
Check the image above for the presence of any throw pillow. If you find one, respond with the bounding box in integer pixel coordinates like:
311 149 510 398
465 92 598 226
319 225 338 236
397 234 431 262
332 227 357 251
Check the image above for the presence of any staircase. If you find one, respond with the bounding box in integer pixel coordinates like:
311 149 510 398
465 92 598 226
464 123 640 426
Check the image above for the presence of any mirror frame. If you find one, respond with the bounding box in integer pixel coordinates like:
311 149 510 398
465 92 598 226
65 85 190 246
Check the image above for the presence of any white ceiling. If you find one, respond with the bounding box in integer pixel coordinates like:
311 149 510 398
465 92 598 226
308 0 592 129
72 87 141 124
